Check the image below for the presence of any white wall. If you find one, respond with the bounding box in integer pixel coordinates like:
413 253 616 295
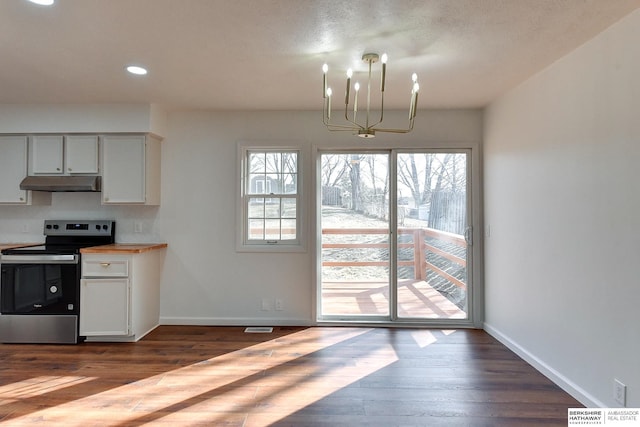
0 104 165 135
157 109 482 325
0 108 482 326
484 9 640 408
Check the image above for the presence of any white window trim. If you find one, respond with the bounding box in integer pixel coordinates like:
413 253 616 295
236 141 307 253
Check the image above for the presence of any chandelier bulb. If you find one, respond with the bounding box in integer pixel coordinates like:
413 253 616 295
413 82 420 93
326 87 332 97
412 73 418 82
354 82 360 91
323 64 328 73
347 68 353 78
381 53 388 64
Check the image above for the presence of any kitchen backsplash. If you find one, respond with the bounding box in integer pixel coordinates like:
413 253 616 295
0 192 161 243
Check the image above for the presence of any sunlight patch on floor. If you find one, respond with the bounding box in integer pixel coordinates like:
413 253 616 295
0 376 95 404
410 329 440 348
6 328 401 426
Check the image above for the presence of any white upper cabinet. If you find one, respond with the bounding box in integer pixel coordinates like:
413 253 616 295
101 134 161 205
0 136 51 205
1 133 160 206
65 135 100 174
29 135 99 175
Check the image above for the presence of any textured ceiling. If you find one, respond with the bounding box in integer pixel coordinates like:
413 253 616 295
0 0 637 111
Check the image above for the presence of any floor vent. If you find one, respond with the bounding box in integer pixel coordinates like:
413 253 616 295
244 327 273 333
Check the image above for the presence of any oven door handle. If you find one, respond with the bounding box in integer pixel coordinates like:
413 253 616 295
0 254 79 264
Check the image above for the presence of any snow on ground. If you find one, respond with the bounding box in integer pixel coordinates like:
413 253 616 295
320 207 467 310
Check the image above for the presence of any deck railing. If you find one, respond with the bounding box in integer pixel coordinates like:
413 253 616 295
322 227 467 290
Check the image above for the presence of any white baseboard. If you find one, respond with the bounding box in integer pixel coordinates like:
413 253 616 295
483 322 605 408
160 316 314 327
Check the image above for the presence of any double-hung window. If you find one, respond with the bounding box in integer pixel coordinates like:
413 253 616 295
239 147 302 250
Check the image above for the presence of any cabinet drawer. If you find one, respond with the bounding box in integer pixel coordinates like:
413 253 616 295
82 259 129 277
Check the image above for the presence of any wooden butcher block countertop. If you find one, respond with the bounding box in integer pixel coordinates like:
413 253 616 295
80 243 168 254
0 243 42 251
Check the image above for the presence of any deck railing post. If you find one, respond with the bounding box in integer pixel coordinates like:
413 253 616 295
413 229 426 280
419 228 427 281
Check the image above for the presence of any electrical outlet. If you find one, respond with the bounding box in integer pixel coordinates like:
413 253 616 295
261 298 271 311
614 379 627 406
275 299 284 311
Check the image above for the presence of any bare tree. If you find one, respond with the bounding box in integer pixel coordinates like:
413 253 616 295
348 154 363 212
362 154 390 219
321 154 349 187
397 153 434 209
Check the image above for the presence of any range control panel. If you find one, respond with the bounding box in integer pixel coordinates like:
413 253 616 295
44 220 115 237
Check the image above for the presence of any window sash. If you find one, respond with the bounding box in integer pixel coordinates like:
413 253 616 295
242 150 300 246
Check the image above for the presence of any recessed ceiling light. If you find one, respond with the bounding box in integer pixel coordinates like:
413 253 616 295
126 66 148 75
28 0 55 5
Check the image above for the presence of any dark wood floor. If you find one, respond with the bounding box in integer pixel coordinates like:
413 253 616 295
0 326 582 426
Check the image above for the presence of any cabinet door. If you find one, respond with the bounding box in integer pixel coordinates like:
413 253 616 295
65 135 99 174
0 136 29 203
80 279 130 336
30 136 64 174
102 135 146 203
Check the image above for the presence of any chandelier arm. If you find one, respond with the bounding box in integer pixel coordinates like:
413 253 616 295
372 116 416 134
343 100 365 130
323 99 328 124
323 97 333 125
371 126 413 134
326 126 363 132
324 120 362 131
375 129 411 134
324 98 359 130
365 90 385 129
324 102 363 131
323 88 365 131
344 119 366 130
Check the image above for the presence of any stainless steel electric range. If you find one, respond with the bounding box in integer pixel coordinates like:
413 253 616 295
0 220 115 344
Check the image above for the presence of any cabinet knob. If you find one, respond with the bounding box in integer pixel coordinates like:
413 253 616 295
56 167 61 171
100 263 111 268
20 197 24 201
68 167 72 171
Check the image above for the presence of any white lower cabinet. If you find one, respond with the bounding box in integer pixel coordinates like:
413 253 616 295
80 278 130 336
80 250 163 342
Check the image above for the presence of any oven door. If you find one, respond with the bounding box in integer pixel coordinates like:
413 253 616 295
1 255 79 314
0 254 80 344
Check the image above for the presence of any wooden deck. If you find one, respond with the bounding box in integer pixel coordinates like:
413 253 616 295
321 279 466 318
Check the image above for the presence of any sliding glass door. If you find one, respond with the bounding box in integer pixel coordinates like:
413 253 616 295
320 153 390 318
395 152 468 320
318 150 473 324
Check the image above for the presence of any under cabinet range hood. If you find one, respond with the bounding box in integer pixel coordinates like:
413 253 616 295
20 176 101 192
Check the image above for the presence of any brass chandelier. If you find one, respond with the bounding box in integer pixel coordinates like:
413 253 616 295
322 53 419 138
